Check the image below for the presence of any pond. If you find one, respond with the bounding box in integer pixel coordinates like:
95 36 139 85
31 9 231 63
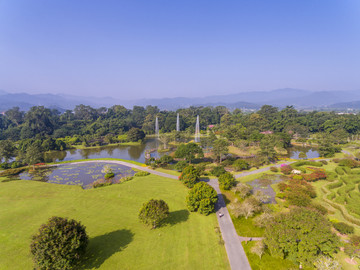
287 145 319 159
247 174 286 204
17 162 135 189
44 138 167 164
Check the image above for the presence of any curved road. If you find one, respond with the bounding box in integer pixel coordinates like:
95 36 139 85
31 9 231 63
235 161 294 178
63 160 251 270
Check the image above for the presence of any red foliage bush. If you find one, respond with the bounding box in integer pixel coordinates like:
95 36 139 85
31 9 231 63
303 170 327 182
280 165 293 175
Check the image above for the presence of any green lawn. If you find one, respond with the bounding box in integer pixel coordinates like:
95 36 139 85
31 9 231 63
242 242 300 270
0 175 229 270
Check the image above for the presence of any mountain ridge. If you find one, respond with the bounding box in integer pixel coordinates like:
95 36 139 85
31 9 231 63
1 88 359 111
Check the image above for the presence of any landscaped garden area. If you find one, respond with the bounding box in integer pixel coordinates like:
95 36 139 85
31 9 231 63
225 158 360 269
0 172 229 269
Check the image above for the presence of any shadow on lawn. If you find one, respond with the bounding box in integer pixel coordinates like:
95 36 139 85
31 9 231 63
78 229 134 269
166 209 190 226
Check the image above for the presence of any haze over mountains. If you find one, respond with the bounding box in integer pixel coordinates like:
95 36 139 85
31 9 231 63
1 88 360 112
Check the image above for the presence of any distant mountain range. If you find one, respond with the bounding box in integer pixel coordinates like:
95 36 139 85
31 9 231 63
1 88 360 111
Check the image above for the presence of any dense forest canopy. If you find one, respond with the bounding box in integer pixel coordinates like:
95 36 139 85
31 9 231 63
0 104 359 142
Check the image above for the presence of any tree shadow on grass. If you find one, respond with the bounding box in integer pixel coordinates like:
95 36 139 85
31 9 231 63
166 209 190 226
78 229 134 269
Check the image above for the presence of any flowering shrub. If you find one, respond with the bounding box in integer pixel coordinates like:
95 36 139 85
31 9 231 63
302 170 327 182
280 165 293 175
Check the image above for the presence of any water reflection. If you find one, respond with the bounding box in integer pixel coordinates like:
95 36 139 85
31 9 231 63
43 138 164 163
287 146 319 159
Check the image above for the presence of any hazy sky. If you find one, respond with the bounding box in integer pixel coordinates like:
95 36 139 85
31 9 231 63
1 0 360 99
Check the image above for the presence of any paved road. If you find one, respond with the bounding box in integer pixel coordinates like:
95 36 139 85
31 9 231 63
235 161 294 178
65 160 251 270
59 160 179 180
206 178 252 270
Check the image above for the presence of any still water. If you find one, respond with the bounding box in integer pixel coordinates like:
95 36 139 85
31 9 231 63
44 138 164 164
287 146 319 159
18 162 135 189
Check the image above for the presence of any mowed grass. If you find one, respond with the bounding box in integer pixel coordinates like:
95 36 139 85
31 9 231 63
0 175 230 270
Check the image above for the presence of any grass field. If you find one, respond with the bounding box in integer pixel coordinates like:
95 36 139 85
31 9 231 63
0 174 229 270
242 242 300 270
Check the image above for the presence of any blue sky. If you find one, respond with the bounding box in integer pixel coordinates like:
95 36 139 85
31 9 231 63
0 0 360 99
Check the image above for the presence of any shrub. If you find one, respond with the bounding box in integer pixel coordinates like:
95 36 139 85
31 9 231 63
210 165 227 177
218 172 236 190
158 155 173 165
339 158 359 168
278 182 288 192
30 216 88 270
314 256 341 270
309 203 328 215
104 172 115 179
280 165 292 175
138 199 169 228
293 161 323 167
303 170 327 182
333 158 340 163
134 171 150 177
251 241 266 259
230 197 261 219
270 166 278 172
292 175 303 180
174 160 188 172
264 208 340 266
179 165 200 188
195 163 207 175
319 160 328 165
233 159 250 171
342 166 351 174
332 222 354 235
335 166 344 175
286 190 311 207
221 159 234 166
120 176 133 182
0 167 26 177
10 161 22 168
91 179 112 188
186 182 218 215
232 183 252 199
253 212 274 228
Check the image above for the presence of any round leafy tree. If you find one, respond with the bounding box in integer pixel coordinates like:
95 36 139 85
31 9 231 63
127 128 146 142
218 172 236 190
30 216 88 270
186 182 218 215
233 159 250 171
179 165 200 188
174 143 203 163
139 199 169 229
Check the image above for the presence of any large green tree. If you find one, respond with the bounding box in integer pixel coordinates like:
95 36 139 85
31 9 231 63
127 128 146 142
0 140 16 163
138 199 169 229
175 143 203 164
212 139 228 163
186 182 218 215
30 216 88 270
264 207 339 266
179 165 200 188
